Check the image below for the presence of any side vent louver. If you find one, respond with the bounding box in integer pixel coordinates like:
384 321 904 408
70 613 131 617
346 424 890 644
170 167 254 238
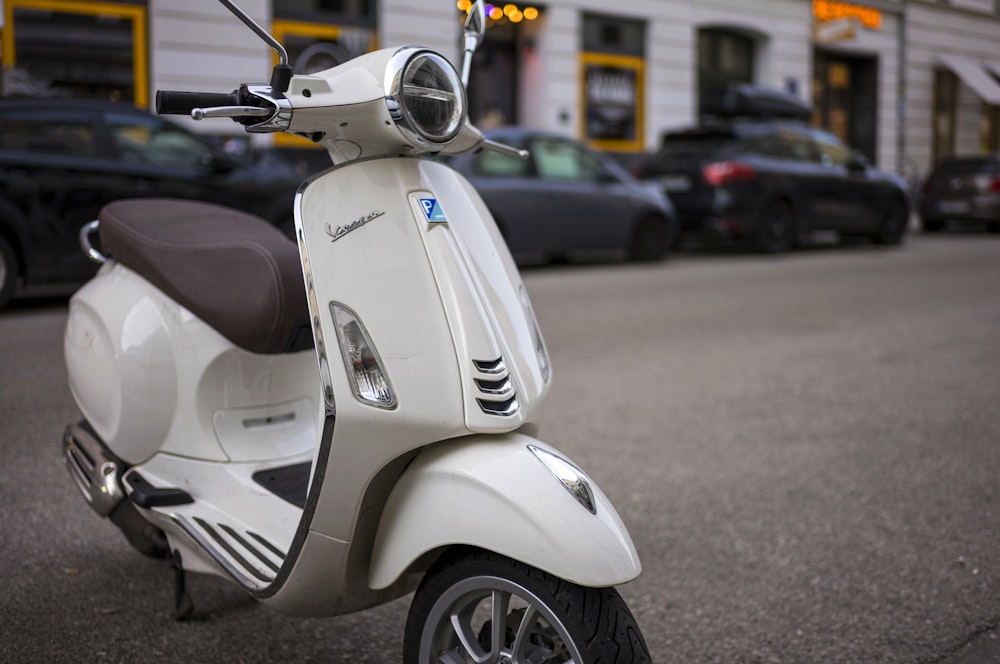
473 356 519 417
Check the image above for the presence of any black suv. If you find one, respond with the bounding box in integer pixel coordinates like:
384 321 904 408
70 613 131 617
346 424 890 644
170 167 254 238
635 86 910 252
0 98 304 310
918 154 1000 233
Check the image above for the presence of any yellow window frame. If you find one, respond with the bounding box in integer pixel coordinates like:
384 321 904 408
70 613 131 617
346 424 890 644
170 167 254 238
2 0 148 108
579 51 645 153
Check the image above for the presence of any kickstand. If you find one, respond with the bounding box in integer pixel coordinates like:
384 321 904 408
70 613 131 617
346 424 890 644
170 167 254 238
170 550 195 621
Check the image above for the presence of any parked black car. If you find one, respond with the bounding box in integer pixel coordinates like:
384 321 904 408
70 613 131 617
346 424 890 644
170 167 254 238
0 98 303 310
634 86 910 253
447 128 678 264
918 154 1000 233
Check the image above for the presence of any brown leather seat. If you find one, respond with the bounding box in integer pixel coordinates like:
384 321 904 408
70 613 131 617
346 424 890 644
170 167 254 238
98 198 312 355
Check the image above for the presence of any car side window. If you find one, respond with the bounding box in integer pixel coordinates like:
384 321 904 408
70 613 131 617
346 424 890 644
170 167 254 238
474 149 530 177
0 110 97 158
532 138 604 181
810 129 851 168
105 112 212 168
772 128 821 162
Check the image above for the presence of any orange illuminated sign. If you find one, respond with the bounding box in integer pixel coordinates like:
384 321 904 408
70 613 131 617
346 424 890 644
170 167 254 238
813 0 882 30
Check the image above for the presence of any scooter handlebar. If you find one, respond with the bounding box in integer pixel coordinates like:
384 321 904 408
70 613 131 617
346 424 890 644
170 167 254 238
155 90 242 116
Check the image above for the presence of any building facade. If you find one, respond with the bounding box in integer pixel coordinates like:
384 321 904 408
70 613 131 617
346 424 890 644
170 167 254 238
1 0 999 178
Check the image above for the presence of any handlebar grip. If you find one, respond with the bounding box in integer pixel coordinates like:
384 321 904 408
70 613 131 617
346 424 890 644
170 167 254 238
155 90 241 115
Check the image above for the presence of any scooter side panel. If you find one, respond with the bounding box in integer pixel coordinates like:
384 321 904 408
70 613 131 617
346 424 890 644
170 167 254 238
367 432 642 590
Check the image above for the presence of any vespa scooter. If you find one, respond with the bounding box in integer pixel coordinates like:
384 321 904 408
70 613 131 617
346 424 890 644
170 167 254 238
61 1 650 661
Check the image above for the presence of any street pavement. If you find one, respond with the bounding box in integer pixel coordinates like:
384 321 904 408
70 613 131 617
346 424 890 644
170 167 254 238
1 232 998 662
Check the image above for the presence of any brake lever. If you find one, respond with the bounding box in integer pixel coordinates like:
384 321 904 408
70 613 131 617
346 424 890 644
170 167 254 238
191 105 273 120
482 138 529 160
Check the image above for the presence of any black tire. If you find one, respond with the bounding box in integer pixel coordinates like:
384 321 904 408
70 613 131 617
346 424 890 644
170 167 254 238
0 235 18 311
922 218 944 233
874 199 908 245
752 200 794 253
627 215 670 262
404 548 650 664
988 223 1000 234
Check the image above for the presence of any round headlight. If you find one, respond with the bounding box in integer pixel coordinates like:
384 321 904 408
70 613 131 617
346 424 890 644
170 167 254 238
387 49 465 146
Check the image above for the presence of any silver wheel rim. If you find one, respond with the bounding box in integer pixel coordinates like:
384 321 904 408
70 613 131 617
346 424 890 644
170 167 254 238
419 574 584 664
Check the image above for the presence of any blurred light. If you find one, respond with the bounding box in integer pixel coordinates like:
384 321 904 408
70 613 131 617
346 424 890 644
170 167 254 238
510 10 523 22
504 3 517 15
489 6 503 19
524 6 538 19
457 0 471 10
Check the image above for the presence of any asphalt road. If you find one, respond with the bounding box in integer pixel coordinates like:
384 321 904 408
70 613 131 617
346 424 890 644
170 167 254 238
1 233 998 663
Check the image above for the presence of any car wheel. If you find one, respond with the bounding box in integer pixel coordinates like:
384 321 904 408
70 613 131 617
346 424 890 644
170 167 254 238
922 218 944 233
627 214 670 262
0 235 18 311
752 200 794 253
403 548 651 664
874 199 908 245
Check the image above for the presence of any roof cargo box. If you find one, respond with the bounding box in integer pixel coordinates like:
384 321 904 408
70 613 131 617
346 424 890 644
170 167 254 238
701 84 812 121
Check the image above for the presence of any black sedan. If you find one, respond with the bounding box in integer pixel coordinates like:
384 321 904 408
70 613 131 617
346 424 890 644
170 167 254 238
447 128 678 265
635 117 911 253
0 97 303 310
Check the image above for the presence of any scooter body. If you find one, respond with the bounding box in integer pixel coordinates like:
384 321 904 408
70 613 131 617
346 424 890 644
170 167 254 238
62 1 649 658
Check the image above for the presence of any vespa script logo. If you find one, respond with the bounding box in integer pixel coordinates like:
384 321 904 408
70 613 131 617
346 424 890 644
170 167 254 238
325 210 386 242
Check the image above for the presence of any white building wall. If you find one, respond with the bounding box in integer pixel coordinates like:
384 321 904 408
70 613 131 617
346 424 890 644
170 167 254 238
149 0 271 137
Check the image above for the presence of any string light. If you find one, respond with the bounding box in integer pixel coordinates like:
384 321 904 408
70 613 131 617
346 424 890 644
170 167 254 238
458 2 541 22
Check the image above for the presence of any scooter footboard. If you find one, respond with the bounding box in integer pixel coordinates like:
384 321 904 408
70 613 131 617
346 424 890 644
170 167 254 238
368 432 641 590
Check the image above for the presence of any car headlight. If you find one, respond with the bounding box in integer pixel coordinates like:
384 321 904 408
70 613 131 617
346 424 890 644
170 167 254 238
386 48 465 148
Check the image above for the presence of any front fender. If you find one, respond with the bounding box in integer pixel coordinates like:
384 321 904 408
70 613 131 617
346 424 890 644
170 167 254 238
368 432 641 590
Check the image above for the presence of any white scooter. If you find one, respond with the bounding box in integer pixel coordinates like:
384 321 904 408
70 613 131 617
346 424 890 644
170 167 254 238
62 1 649 661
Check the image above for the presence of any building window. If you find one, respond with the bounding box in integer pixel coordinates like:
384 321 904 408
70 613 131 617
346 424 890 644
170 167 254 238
581 13 645 153
697 28 754 117
812 50 878 163
932 68 958 163
1 0 148 107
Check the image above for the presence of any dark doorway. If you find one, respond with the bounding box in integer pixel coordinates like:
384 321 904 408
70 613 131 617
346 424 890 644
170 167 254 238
812 50 878 163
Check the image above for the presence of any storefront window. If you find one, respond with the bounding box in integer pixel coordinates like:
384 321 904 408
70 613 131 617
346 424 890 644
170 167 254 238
1 0 147 107
581 13 645 153
932 69 958 163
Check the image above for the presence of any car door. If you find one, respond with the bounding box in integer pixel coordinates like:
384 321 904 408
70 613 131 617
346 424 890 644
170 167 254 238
0 106 120 283
809 128 882 233
524 136 635 253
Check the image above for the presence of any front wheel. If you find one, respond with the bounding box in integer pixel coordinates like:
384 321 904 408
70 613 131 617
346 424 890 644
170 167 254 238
404 549 650 664
873 199 908 245
627 215 670 262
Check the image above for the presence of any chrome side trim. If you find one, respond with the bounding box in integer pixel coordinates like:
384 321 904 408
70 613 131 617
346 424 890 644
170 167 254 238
476 395 519 417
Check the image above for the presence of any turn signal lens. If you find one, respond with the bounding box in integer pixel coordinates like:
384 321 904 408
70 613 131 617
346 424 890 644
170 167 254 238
519 285 550 383
331 303 396 409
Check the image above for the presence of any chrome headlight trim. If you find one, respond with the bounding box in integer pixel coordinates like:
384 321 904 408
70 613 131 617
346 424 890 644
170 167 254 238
385 47 466 149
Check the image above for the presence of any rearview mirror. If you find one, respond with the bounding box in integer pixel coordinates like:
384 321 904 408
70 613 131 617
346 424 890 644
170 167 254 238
460 1 487 87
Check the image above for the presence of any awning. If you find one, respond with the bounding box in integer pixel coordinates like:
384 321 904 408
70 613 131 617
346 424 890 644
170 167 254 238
935 53 1000 106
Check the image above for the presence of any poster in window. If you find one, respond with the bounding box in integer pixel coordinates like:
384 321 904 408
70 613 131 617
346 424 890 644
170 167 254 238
584 63 637 142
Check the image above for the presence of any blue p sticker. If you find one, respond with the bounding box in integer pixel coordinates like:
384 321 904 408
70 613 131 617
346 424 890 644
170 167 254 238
418 198 447 223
